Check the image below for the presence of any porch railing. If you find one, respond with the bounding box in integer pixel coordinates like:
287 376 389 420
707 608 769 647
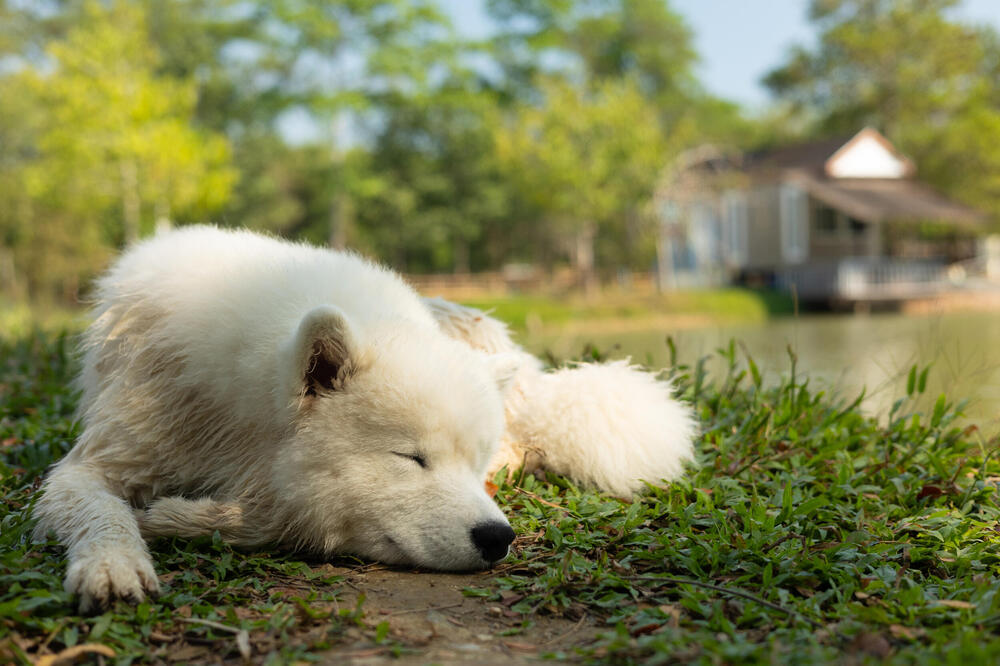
779 258 950 302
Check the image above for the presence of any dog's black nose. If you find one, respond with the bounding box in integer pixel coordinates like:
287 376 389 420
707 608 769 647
470 521 515 563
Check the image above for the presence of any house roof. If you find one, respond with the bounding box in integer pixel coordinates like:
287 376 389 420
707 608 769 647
746 128 916 178
793 174 984 225
743 128 983 224
745 136 851 175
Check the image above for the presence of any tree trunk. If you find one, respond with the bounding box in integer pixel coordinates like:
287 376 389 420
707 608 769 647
453 237 470 275
0 247 16 298
63 273 79 305
120 159 141 244
155 197 172 235
656 224 674 292
328 192 350 250
575 223 596 296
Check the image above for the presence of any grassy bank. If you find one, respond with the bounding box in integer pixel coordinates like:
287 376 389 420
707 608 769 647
0 302 85 340
3 334 1000 663
461 288 794 333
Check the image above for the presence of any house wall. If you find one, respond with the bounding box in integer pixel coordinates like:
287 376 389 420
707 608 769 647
742 187 889 273
807 199 882 260
745 185 782 269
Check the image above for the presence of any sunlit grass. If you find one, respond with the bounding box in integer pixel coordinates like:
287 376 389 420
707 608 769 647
3 333 1000 663
462 288 793 333
0 301 86 340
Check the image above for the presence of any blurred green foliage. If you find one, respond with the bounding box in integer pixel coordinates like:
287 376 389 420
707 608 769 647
0 0 997 302
461 288 792 331
765 0 1000 221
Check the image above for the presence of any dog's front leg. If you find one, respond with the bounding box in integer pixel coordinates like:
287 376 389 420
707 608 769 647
33 461 159 613
138 496 262 546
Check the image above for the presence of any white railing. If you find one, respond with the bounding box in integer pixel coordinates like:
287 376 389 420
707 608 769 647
780 258 949 301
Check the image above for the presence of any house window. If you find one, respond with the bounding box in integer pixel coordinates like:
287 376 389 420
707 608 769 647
690 202 721 267
815 205 838 235
722 191 748 266
848 217 867 236
779 185 808 264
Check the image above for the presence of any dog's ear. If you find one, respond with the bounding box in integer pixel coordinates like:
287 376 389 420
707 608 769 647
488 353 522 395
290 306 357 396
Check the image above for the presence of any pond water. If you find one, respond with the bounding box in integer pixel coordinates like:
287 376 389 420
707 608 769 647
521 311 1000 435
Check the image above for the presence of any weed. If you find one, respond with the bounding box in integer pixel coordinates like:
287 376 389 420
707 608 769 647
2 332 999 663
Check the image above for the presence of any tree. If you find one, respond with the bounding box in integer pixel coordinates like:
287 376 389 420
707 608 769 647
485 0 750 143
764 0 1000 218
0 1 236 298
28 1 236 240
495 78 679 290
350 84 515 274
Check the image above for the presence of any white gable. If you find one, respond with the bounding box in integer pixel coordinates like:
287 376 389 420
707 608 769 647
826 132 909 179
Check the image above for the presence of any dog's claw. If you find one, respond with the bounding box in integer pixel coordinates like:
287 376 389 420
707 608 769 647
65 548 160 614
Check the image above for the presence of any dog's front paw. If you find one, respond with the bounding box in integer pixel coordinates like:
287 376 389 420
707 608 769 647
65 548 160 614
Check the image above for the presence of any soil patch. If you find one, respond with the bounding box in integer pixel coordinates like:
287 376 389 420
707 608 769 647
317 566 603 664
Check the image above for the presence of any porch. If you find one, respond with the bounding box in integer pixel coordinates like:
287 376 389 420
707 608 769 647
778 257 955 304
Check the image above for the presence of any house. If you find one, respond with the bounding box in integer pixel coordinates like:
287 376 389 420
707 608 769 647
654 128 987 304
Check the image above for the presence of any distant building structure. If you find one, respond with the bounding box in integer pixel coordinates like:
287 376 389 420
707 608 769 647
655 128 989 305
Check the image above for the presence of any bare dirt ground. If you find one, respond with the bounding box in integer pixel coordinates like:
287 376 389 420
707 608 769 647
316 565 603 665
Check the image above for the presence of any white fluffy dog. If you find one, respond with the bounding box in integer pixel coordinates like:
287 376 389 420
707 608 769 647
33 226 695 612
425 298 697 495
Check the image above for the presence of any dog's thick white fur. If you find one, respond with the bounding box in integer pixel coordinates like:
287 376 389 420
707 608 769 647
426 298 697 494
33 226 695 612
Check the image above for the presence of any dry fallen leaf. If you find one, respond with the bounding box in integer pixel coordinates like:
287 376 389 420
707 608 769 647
658 603 682 628
889 624 925 640
849 632 892 658
934 599 975 609
35 644 115 666
502 640 537 653
484 480 499 498
629 621 662 636
236 629 252 663
168 644 210 662
917 485 944 499
499 589 524 606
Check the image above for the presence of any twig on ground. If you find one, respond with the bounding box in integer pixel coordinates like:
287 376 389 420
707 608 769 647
633 575 823 629
489 551 550 575
512 487 581 517
543 614 588 646
178 617 243 634
387 602 464 616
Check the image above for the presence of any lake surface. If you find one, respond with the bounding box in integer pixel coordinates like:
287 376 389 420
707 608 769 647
522 311 1000 435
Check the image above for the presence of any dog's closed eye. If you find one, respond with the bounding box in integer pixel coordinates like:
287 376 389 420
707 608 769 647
392 451 427 468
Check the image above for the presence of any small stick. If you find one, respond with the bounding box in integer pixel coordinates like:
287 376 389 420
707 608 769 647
632 575 823 629
37 618 69 654
542 614 588 646
513 488 581 517
514 450 529 488
387 602 464 616
489 552 550 575
178 617 243 634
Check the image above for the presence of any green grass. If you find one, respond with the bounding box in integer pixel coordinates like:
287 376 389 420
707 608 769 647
3 332 1000 663
461 288 793 332
0 301 86 340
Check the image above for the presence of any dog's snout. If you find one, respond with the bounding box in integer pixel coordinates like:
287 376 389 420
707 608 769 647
470 521 515 563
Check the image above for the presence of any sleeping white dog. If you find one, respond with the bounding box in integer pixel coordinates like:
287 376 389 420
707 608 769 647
33 226 696 612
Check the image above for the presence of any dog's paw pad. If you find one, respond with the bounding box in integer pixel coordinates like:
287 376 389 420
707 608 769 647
65 549 159 613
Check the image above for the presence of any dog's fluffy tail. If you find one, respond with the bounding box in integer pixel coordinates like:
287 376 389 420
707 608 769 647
424 297 697 496
506 361 696 496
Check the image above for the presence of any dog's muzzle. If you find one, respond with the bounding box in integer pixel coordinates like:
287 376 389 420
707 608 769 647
470 521 516 563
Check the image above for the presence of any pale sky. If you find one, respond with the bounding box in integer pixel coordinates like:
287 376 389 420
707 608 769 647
441 0 1000 110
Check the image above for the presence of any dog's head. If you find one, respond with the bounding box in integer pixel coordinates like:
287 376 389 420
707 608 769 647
273 305 517 569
